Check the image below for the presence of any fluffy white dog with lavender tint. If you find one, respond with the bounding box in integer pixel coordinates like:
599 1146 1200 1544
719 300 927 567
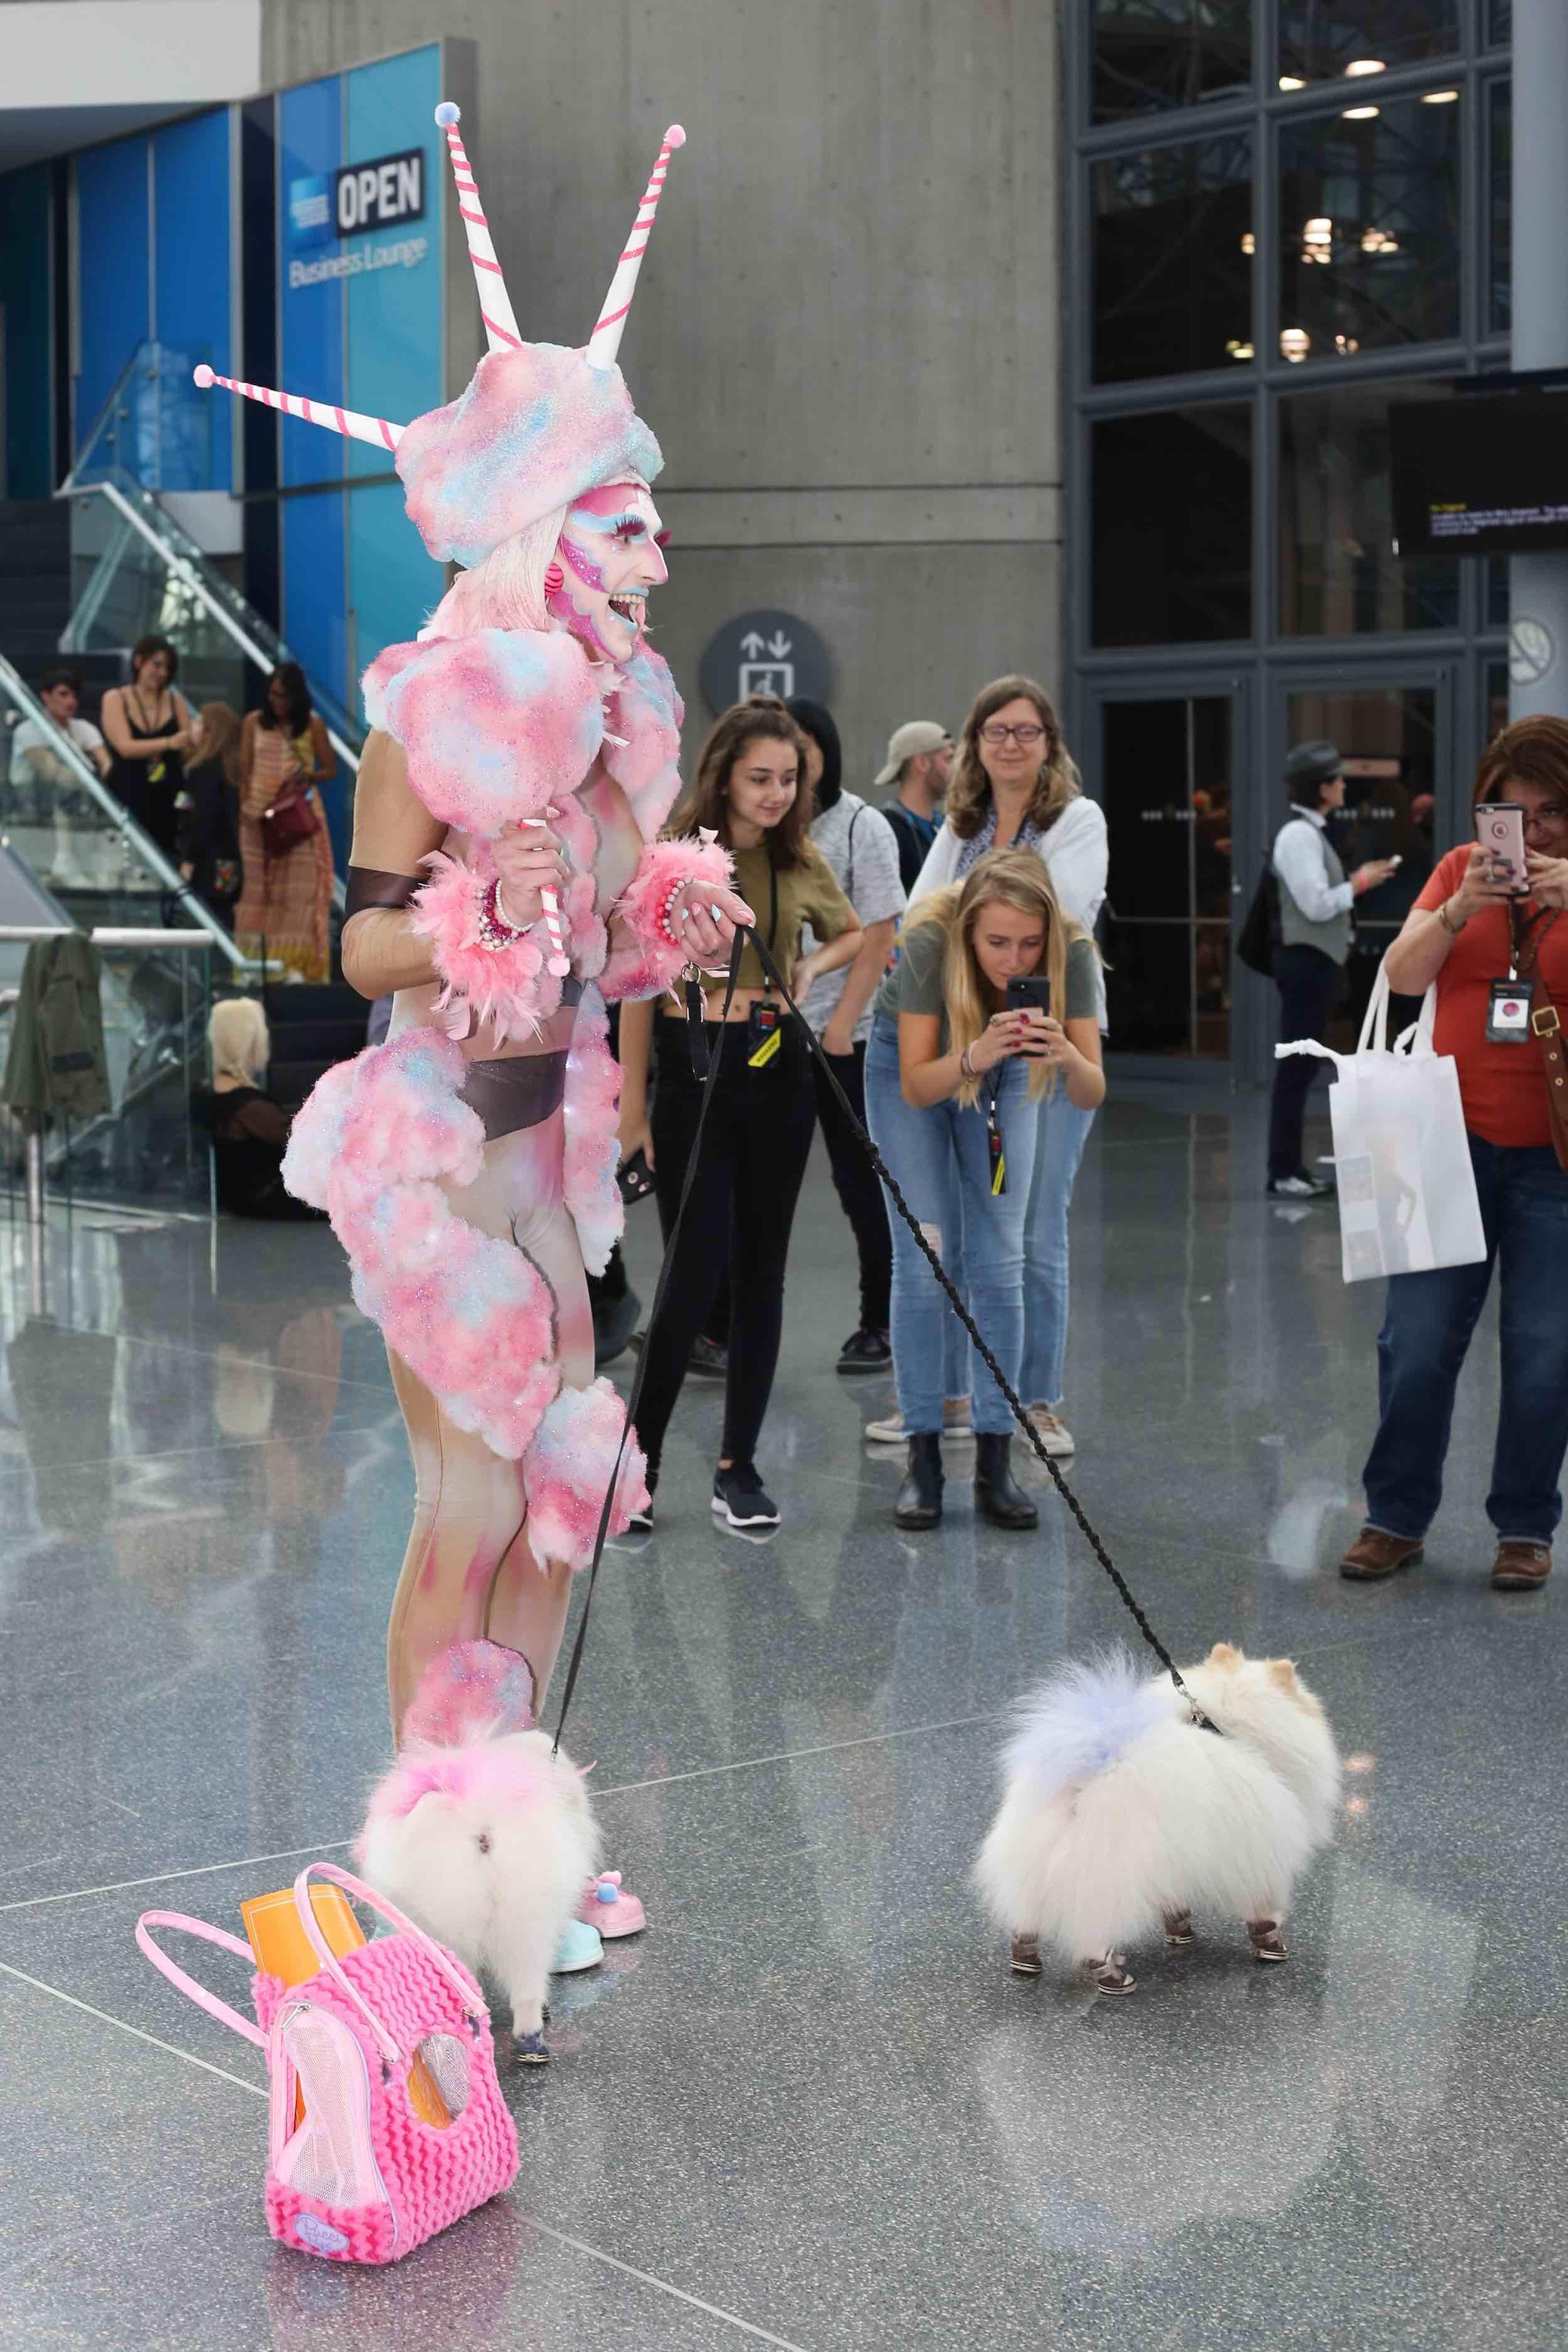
975 1645 1340 1994
357 1644 600 2063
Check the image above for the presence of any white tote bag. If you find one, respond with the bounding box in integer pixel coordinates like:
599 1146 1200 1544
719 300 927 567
1274 967 1487 1284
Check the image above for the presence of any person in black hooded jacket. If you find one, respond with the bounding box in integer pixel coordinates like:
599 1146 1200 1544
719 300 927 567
787 696 906 1372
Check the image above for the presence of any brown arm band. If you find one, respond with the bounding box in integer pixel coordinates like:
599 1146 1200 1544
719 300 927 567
345 866 423 920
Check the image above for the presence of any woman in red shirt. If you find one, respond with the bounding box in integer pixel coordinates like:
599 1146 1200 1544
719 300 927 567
1340 716 1568 1592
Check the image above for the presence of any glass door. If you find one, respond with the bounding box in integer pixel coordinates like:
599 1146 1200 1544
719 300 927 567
1095 686 1239 1062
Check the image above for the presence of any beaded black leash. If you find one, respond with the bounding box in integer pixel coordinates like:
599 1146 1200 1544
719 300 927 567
554 929 1218 1749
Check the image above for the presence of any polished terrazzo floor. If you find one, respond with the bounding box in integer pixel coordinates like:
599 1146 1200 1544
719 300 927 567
1 1086 1561 2351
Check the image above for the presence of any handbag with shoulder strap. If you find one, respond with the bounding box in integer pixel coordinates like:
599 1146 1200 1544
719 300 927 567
1516 917 1568 1172
261 778 322 859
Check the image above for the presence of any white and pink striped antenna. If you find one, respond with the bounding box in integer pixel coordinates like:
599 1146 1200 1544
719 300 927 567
433 102 522 354
191 364 403 452
584 125 686 371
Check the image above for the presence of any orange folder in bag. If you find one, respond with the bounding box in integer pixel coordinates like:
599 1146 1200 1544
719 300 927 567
241 1884 451 2129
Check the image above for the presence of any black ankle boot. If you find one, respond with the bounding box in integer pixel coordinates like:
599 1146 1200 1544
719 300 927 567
974 1433 1038 1529
895 1431 944 1528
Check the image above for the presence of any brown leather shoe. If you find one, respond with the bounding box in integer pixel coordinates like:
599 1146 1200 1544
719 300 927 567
1491 1540 1552 1592
1339 1528 1424 1581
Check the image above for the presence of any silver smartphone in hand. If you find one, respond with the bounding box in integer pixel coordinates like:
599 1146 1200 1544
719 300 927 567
1476 802 1528 893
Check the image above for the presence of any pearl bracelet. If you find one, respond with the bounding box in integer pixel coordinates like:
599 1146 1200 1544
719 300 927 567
656 879 689 950
477 876 530 953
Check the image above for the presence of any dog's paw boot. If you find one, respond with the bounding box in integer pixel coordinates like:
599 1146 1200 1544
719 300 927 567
516 2029 550 2065
551 1917 604 1974
1163 1911 1195 1948
1248 1920 1288 1963
1090 1952 1136 1996
1009 1934 1043 1976
578 1871 647 1938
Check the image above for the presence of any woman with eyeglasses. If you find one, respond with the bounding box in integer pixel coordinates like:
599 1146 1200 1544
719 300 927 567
1338 717 1568 1596
867 851 1104 1530
898 676 1107 1463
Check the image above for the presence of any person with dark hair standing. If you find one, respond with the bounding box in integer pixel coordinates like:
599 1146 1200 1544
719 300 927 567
617 697 862 1531
1339 716 1568 1592
1268 739 1397 1198
100 636 197 862
236 661 337 982
788 695 905 1372
877 720 953 896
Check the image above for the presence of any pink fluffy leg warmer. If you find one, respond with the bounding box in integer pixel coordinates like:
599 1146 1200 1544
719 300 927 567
522 1379 649 1571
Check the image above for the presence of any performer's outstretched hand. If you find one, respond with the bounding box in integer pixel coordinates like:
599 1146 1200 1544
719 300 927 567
674 881 753 968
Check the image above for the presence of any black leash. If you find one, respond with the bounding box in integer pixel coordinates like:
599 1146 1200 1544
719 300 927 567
553 927 1217 1745
551 942 744 1754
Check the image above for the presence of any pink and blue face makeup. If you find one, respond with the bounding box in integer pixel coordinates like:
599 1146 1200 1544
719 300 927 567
547 481 669 662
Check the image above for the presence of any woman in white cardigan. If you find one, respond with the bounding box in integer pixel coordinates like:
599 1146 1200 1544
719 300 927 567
907 675 1107 1458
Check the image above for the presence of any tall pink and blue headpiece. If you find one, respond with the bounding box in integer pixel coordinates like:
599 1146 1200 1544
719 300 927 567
193 109 686 568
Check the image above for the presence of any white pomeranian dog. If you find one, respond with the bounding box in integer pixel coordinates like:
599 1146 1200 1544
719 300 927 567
356 1642 600 2062
975 1643 1340 1995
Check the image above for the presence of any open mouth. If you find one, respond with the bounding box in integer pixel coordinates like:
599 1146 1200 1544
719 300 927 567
608 593 646 630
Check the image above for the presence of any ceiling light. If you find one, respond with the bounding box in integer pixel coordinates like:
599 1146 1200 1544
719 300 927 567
1240 230 1256 255
1343 105 1381 119
1226 339 1254 359
1360 227 1399 254
1334 334 1361 354
1279 327 1311 363
1345 58 1386 75
1278 75 1305 91
1421 88 1459 103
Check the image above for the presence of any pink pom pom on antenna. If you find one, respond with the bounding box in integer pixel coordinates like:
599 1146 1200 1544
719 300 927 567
665 125 687 147
193 364 215 389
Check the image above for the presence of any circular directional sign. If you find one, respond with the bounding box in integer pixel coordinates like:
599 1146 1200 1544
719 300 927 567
1509 615 1555 687
699 610 832 718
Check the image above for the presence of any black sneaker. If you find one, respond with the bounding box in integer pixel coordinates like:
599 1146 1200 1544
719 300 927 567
625 1475 657 1535
711 1463 780 1529
689 1334 729 1379
837 1327 892 1374
1266 1171 1333 1198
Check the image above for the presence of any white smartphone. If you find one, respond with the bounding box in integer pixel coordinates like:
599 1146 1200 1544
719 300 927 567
1476 802 1528 893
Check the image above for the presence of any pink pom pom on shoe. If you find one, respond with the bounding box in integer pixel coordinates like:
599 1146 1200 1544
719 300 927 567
576 1872 647 1937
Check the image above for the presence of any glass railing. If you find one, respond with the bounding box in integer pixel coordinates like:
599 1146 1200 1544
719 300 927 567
68 340 216 497
0 649 255 973
57 468 364 773
0 915 215 1215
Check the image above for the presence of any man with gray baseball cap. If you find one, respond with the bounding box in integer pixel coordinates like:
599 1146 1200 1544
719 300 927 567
877 720 953 894
1268 739 1397 1195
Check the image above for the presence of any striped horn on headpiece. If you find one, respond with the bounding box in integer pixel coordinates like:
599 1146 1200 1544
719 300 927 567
433 102 522 354
191 365 403 452
583 125 686 371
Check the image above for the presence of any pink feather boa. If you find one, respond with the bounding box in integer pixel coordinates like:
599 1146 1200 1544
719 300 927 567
599 835 737 1002
283 1029 561 1459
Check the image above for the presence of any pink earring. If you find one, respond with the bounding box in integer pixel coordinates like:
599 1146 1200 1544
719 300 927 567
544 562 564 595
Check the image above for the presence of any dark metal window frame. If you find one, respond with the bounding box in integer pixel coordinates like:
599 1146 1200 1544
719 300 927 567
1066 1 1509 1084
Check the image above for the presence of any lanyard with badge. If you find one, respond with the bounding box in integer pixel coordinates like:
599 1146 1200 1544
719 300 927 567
1487 901 1559 1042
747 859 783 1068
983 1071 1007 1195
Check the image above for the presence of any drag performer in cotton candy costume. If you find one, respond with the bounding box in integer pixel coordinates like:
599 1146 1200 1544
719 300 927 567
195 112 748 1747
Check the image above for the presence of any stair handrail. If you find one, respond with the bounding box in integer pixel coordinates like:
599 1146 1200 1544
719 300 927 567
64 342 154 492
0 650 259 975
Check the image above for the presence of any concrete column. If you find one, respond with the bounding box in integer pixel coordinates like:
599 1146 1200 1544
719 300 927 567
1508 0 1568 718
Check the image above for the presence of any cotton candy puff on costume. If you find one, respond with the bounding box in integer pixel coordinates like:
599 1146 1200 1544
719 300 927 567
204 109 717 1544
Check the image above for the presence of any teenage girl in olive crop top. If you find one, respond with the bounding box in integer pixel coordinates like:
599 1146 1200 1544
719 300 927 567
617 697 862 1530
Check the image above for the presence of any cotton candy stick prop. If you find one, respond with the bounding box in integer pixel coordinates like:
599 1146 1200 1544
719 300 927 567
191 364 403 452
522 818 572 978
433 102 524 356
584 125 687 369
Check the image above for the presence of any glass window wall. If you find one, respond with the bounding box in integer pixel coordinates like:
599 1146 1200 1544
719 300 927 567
1093 132 1254 381
1277 93 1461 363
1488 78 1510 335
1275 3 1459 90
1092 403 1252 645
1091 0 1251 125
1278 384 1458 635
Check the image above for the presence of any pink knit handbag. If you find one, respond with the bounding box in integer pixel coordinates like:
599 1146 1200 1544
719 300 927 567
137 1861 519 2264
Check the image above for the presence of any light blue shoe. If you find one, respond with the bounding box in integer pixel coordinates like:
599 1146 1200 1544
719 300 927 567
551 1915 604 1974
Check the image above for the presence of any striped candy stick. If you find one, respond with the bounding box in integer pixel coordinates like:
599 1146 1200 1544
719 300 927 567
522 819 572 978
583 125 687 371
433 102 523 355
191 364 402 452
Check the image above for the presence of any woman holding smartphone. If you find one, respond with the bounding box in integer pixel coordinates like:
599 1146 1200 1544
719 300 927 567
866 850 1104 1531
617 698 862 1532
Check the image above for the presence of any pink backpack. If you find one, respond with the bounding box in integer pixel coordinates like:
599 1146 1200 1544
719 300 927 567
137 1862 519 2263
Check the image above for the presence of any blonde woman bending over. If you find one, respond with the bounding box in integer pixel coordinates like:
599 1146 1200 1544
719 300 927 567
864 851 1104 1532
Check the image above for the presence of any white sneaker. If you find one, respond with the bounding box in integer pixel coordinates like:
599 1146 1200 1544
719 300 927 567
865 1399 975 1446
1027 1406 1076 1458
